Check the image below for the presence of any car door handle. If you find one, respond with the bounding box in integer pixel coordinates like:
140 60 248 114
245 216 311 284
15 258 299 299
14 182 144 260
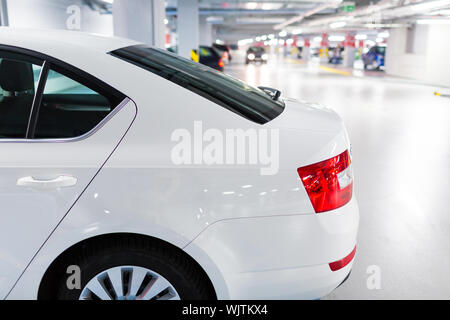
17 175 78 190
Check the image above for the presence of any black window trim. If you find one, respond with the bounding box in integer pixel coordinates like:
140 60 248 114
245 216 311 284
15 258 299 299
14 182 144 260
0 44 128 142
26 60 50 139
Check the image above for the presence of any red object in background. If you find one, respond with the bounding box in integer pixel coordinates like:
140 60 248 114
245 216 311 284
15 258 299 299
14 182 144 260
218 59 224 68
321 32 329 48
165 33 170 45
329 246 356 271
357 40 364 48
292 36 298 47
344 34 355 48
304 38 310 47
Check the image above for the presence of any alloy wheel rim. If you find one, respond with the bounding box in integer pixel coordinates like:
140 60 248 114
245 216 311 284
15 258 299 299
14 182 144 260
79 265 180 300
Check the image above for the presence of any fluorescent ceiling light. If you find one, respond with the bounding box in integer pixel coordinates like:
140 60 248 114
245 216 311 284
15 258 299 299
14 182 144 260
378 32 389 38
291 28 302 35
329 21 346 29
329 35 345 42
246 2 258 10
238 38 254 46
255 36 261 41
417 19 450 24
313 36 322 42
278 30 287 37
268 34 275 39
376 37 384 43
364 23 404 28
261 35 268 40
286 38 294 45
355 34 367 40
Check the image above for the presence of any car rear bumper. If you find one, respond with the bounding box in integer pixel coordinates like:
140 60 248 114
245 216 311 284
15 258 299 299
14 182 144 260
184 197 359 299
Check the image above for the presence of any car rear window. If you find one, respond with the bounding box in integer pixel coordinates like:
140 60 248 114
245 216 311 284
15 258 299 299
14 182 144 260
248 47 265 53
199 46 218 58
110 45 284 124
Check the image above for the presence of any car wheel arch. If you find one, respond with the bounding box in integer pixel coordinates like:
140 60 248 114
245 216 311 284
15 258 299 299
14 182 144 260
37 232 217 300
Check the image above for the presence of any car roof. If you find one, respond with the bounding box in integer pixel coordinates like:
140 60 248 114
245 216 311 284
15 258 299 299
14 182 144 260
0 27 140 54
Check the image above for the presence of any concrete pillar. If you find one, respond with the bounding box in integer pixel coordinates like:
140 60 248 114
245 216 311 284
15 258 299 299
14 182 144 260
0 0 9 26
199 16 212 46
178 0 199 59
343 33 356 68
320 32 329 63
302 37 310 61
113 0 165 48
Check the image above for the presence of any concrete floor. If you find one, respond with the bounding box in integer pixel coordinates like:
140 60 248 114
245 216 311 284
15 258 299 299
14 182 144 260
226 52 450 299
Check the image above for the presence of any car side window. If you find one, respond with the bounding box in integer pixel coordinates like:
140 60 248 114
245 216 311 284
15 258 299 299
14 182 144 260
0 52 43 139
34 69 118 139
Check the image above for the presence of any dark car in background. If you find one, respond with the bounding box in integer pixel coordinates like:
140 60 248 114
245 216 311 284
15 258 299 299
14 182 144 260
246 46 268 64
167 45 224 71
197 46 224 71
212 43 232 62
363 46 386 70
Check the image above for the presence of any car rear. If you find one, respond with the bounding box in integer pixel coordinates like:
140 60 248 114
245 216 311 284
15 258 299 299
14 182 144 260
184 97 359 299
109 46 359 299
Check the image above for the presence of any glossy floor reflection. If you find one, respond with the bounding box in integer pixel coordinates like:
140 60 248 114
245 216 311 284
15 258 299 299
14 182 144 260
226 53 450 299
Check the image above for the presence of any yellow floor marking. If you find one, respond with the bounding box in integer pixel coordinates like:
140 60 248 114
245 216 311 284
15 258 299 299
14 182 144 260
318 65 351 76
286 58 303 64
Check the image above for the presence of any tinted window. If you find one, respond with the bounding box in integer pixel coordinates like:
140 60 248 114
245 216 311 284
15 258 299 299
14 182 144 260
111 45 284 124
34 69 119 139
199 46 216 57
248 47 265 54
0 51 42 138
376 47 386 55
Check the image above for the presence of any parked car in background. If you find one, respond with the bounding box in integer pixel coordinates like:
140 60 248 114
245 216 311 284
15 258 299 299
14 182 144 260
197 46 224 71
245 46 268 64
168 45 224 71
212 43 232 63
328 46 344 65
363 46 386 70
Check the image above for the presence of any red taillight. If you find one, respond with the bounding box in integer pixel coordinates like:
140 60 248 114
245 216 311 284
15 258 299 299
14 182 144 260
218 59 225 68
297 150 353 213
329 246 356 271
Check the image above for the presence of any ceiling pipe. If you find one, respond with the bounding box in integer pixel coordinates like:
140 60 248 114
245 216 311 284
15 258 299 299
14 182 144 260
274 0 343 30
283 0 450 32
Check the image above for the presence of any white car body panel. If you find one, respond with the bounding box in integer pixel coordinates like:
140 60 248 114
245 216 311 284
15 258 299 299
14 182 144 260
0 29 359 300
0 98 136 299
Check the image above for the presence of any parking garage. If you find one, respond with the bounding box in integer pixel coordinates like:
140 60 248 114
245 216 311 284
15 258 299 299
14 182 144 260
0 0 448 302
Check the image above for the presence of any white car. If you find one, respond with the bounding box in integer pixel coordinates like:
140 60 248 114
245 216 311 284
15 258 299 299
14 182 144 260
0 28 359 300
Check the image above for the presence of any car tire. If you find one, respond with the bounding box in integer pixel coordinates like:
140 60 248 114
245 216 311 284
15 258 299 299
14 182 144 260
55 237 214 300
